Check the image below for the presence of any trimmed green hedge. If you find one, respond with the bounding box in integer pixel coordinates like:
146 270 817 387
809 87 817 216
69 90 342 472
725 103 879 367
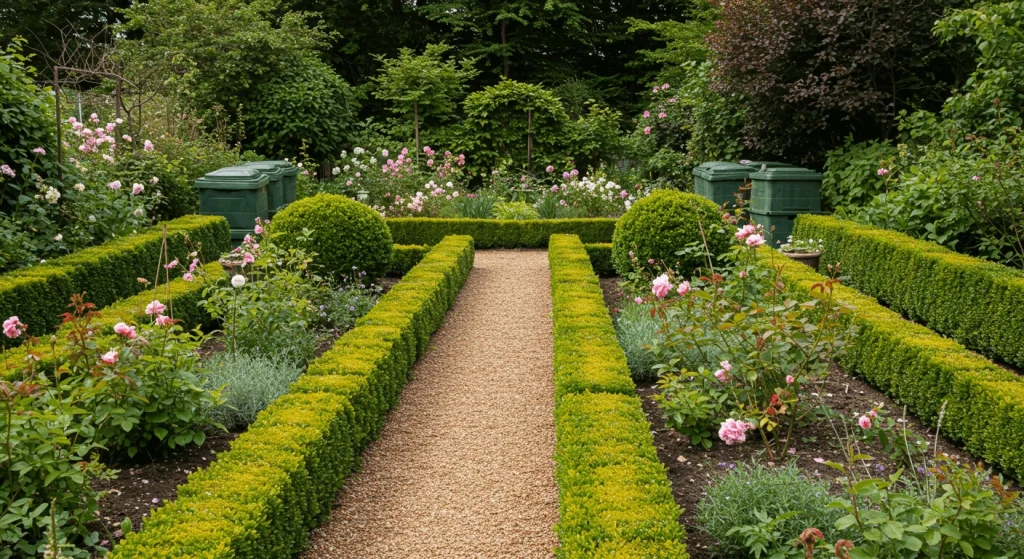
386 217 616 248
387 244 430 277
109 235 474 558
583 243 615 278
0 215 230 346
793 215 1024 368
1 262 227 381
765 248 1024 480
549 234 688 557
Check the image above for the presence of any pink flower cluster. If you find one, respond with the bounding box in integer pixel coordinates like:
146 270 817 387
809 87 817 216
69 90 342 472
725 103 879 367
0 164 14 178
718 418 754 445
3 316 26 338
735 224 766 246
714 360 732 382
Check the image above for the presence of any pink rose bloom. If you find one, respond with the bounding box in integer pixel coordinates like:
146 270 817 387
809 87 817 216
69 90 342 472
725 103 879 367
101 349 119 364
652 86 659 94
254 224 264 235
652 274 672 299
113 322 137 339
745 234 766 247
89 113 99 123
242 252 255 265
658 112 667 119
718 418 751 445
786 375 795 384
182 272 194 282
720 360 732 372
634 297 643 304
643 111 651 118
108 180 122 190
145 300 166 315
867 409 878 418
426 159 434 167
551 185 559 193
0 164 15 178
155 315 173 327
3 316 25 338
677 281 691 296
877 168 889 176
643 126 652 135
545 165 554 173
131 183 144 196
714 369 730 383
972 175 981 181
739 270 748 278
735 224 756 240
143 140 154 151
32 147 46 155
661 83 670 90
164 258 179 270
621 190 629 198
858 415 872 429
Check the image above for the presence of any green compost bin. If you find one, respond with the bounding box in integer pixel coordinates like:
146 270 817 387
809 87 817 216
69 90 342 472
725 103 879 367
748 212 826 245
241 162 286 214
739 160 795 172
749 167 823 214
692 161 752 207
260 160 299 205
195 166 270 243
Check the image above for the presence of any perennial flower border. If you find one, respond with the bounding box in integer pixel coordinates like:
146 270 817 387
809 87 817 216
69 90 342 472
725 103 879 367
386 217 616 248
108 235 474 558
549 234 688 557
762 246 1024 480
793 214 1024 368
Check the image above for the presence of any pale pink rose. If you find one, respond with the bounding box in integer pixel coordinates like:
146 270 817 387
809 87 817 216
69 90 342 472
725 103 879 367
658 112 667 119
242 252 255 265
785 375 795 384
643 111 651 118
101 349 119 364
739 270 748 278
32 147 46 155
143 140 154 151
145 300 166 315
108 180 122 190
164 258 179 270
643 126 651 135
131 183 144 196
254 224 264 235
677 281 691 296
634 297 643 304
113 322 137 339
867 409 878 418
718 418 752 445
735 224 756 241
661 83 670 90
720 360 732 372
714 369 730 383
154 315 173 327
652 274 672 299
3 316 25 338
877 168 889 176
858 415 872 429
745 234 766 247
546 165 554 173
182 272 194 282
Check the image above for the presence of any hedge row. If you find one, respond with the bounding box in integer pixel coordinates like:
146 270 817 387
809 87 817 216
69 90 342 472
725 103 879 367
548 234 688 558
387 244 430 277
764 248 1024 480
109 235 475 558
0 215 230 346
583 243 615 278
1 262 227 381
386 217 616 248
793 215 1024 368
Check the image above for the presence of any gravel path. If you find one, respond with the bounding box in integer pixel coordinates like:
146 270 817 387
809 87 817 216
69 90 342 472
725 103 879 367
302 250 559 559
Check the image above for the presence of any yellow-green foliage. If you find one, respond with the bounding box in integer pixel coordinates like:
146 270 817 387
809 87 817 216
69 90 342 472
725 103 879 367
764 247 1024 480
1 261 226 381
794 215 1024 368
0 215 230 347
583 242 614 277
549 234 688 558
386 217 617 247
109 235 474 559
387 244 430 277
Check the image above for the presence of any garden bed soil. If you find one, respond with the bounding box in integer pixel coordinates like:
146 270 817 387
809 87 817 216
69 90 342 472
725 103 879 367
601 277 986 558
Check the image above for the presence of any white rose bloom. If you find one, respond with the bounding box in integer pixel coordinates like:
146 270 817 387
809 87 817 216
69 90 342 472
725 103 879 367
88 215 96 222
134 208 144 218
231 274 246 288
54 233 63 242
73 183 85 191
353 147 364 155
332 167 341 175
339 151 346 158
343 165 351 172
369 157 377 164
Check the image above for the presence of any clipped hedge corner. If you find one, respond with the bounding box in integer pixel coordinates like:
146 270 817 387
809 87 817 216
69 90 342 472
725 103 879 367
549 234 687 558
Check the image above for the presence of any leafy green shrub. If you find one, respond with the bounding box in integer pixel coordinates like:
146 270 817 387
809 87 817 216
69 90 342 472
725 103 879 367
273 193 394 279
109 236 474 558
582 242 614 277
203 353 303 429
387 244 430 276
612 189 730 276
821 139 898 210
698 463 841 556
613 301 661 381
491 200 540 220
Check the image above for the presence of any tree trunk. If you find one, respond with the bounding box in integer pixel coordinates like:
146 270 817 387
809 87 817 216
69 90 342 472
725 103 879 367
501 20 509 78
414 100 420 160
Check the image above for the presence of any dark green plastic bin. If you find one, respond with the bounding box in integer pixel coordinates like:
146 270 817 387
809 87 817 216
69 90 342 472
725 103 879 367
241 162 286 214
261 160 299 205
195 167 269 242
750 211 828 245
739 160 795 172
749 167 823 214
692 161 752 207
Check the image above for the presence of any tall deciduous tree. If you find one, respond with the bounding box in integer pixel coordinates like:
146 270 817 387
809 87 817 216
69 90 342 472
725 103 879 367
372 43 478 156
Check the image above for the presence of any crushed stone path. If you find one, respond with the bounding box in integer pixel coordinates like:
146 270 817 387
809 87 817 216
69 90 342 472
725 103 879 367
302 250 559 558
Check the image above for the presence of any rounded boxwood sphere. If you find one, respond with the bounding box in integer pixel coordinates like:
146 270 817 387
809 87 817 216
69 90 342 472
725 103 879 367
273 193 393 278
612 190 732 276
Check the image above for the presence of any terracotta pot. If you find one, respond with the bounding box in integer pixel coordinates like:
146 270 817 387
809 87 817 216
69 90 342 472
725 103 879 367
782 251 821 271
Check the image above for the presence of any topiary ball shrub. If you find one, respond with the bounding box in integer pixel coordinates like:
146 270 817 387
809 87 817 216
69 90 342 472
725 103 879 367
612 189 731 276
273 193 393 279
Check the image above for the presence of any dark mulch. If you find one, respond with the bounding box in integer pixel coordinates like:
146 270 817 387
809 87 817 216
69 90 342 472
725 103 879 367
90 428 239 546
600 276 981 558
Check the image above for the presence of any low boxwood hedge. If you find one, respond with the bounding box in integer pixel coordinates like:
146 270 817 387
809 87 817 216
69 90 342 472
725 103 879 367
765 247 1024 480
548 234 688 558
387 244 430 277
1 262 227 381
109 235 474 558
386 217 616 248
793 215 1024 368
0 215 229 347
583 243 614 278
